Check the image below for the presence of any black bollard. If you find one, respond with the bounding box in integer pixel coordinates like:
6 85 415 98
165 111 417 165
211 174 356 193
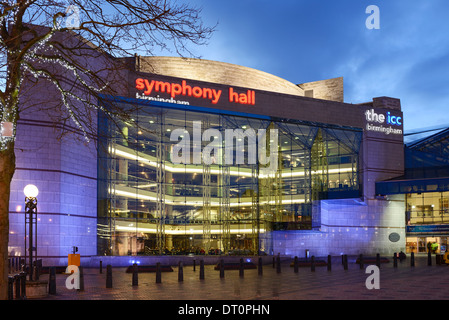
156 262 162 283
8 276 14 300
393 253 398 268
219 259 224 279
99 260 103 274
106 264 113 288
294 256 298 273
428 251 432 266
276 254 281 274
359 254 364 269
327 255 332 271
239 258 244 278
178 261 184 282
199 260 205 280
14 274 21 300
376 253 381 268
33 265 39 281
258 257 263 276
343 255 348 270
193 259 196 271
20 272 26 300
272 257 275 268
48 267 57 295
311 256 316 272
132 263 138 286
411 252 415 267
78 266 85 291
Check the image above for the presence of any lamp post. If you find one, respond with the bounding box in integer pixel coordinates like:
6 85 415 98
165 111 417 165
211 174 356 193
24 184 38 281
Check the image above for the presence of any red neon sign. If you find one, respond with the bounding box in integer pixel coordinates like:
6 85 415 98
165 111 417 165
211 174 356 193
135 78 255 106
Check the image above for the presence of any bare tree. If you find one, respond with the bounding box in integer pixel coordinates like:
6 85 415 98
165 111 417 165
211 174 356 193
0 0 214 300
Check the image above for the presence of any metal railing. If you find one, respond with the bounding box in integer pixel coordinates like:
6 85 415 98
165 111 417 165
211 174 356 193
7 257 43 300
8 257 27 300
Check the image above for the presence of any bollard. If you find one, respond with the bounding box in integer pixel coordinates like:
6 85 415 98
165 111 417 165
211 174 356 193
272 257 275 268
393 253 398 268
156 262 162 283
359 254 364 269
36 260 42 280
178 261 183 282
428 251 432 266
8 276 14 300
78 266 85 291
20 272 26 300
99 260 103 274
311 256 315 272
276 254 281 274
48 267 57 295
199 260 205 280
294 256 298 273
343 255 348 270
33 265 39 281
15 274 21 300
376 253 381 269
219 259 224 279
411 252 415 267
193 259 196 271
106 264 113 288
239 258 244 278
327 255 332 271
132 263 138 286
258 257 263 276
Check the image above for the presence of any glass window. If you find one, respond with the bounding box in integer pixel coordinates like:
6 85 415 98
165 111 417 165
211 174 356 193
97 99 362 256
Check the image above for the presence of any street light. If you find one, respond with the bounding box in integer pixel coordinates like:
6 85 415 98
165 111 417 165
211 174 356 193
24 184 39 198
24 184 38 281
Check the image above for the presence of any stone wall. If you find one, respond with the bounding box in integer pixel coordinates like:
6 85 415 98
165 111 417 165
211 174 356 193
272 195 406 258
8 115 98 264
298 77 344 102
136 56 305 97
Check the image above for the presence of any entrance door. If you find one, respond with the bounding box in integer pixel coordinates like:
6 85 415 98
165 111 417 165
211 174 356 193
418 237 427 253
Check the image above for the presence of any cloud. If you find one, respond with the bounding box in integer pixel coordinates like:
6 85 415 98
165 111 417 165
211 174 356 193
152 0 449 131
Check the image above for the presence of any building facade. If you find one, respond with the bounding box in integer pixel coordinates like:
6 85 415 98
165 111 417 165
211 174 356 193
376 128 449 255
8 48 408 265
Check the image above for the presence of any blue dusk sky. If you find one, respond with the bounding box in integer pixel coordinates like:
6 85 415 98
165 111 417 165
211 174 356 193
156 0 449 135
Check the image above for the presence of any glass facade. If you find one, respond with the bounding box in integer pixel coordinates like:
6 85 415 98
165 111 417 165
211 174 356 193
406 192 449 225
377 128 449 254
97 98 362 256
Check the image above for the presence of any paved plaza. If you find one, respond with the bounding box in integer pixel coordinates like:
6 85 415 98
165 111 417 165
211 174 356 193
24 254 448 301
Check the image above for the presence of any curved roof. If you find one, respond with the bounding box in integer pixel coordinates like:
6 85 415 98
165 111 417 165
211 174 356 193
137 56 304 96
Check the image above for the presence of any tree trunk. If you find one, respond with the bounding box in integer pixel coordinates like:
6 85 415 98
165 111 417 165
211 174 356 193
0 142 16 300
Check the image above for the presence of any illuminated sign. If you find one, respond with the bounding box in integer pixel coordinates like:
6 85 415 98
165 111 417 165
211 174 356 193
135 78 255 106
364 109 403 135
